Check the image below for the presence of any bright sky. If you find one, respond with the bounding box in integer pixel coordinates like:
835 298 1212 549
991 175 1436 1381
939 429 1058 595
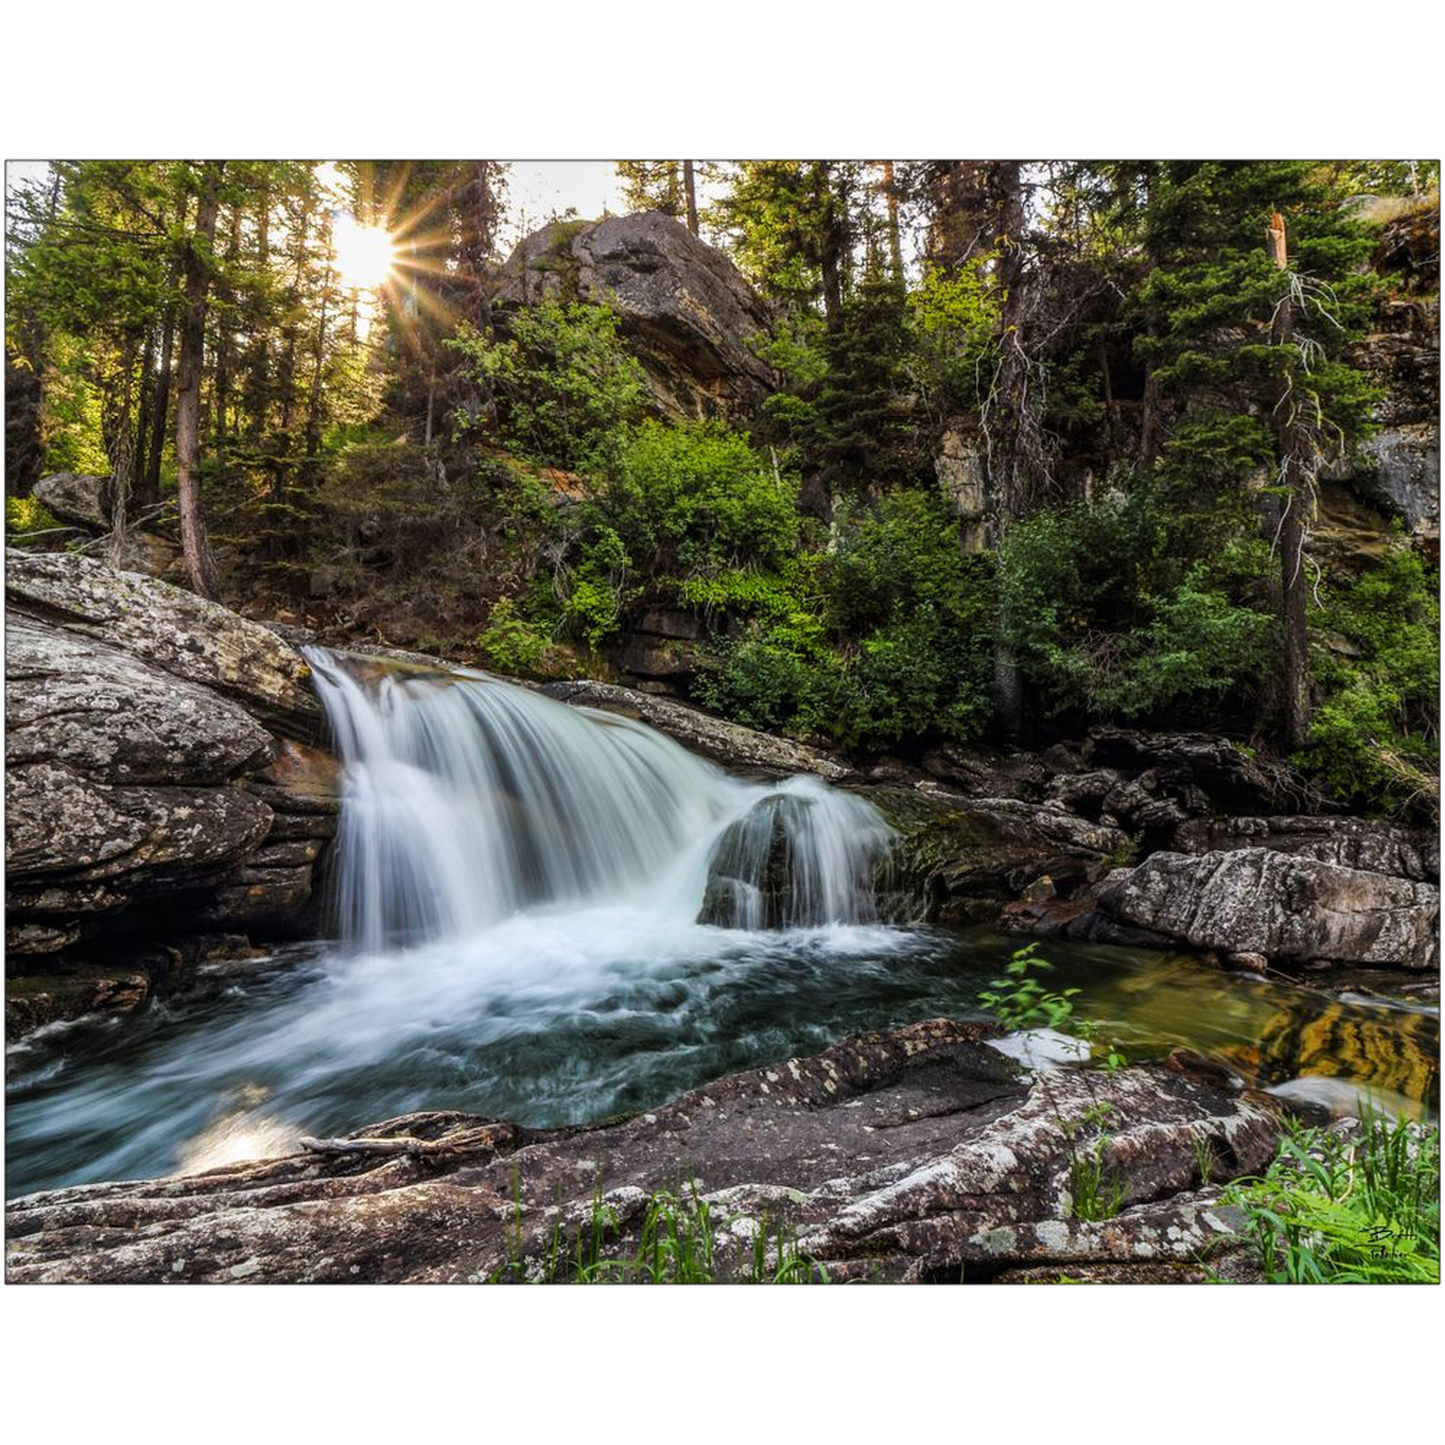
7 160 684 255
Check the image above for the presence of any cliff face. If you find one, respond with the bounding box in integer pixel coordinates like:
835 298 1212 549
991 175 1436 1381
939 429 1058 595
1322 205 1440 558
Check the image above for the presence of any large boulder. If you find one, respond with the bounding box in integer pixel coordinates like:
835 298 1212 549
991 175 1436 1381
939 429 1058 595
5 549 322 739
31 472 112 531
1173 814 1437 883
493 212 775 421
4 552 338 1009
1094 848 1439 969
4 1019 1283 1284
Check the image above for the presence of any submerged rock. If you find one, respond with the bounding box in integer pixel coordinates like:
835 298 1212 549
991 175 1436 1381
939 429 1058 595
4 1019 1283 1284
698 789 890 929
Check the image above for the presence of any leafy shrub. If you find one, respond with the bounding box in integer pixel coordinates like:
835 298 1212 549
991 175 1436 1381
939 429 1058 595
5 494 65 540
695 489 994 751
448 301 650 473
977 944 1080 1032
599 419 799 579
477 597 550 674
998 486 1275 722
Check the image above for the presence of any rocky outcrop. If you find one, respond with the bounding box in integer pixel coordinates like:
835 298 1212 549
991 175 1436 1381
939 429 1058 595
493 212 775 421
6 549 321 740
874 786 1127 924
611 605 706 686
1173 814 1437 883
1094 848 1439 970
542 678 855 782
4 1019 1284 1284
1325 206 1440 551
4 552 338 1018
1083 727 1327 817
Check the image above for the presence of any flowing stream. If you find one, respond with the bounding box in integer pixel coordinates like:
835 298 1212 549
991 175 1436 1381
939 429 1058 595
5 654 1438 1198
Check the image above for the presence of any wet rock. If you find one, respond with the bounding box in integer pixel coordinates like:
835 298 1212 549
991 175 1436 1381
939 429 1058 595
873 787 1126 923
699 794 809 928
1094 848 1439 969
542 678 855 782
493 212 775 421
4 1019 1284 1285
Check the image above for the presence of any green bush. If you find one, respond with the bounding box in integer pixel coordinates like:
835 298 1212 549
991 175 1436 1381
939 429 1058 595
477 597 551 675
448 301 650 473
998 487 1275 721
599 419 800 579
696 489 994 751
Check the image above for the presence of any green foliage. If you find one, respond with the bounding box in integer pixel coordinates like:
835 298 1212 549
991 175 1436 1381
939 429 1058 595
998 487 1276 721
1137 162 1380 497
907 259 1000 407
1068 1102 1127 1222
448 301 650 473
1296 545 1440 814
977 944 1081 1032
694 489 994 750
1223 1112 1440 1283
815 271 926 487
478 597 550 674
5 494 64 539
601 419 799 578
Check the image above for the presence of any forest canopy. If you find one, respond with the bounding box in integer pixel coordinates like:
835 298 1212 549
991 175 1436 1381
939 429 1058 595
5 159 1439 818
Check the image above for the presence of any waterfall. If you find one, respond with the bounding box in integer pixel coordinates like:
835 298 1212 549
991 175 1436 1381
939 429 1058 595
304 649 891 950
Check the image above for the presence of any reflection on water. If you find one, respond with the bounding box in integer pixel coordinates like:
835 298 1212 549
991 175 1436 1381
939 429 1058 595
174 1085 307 1176
6 925 1437 1200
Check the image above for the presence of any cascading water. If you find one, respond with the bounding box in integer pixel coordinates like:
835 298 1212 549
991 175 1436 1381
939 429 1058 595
305 648 893 949
12 651 1435 1200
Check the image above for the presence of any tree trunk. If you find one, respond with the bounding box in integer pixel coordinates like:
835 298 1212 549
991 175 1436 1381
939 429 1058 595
141 300 176 507
881 161 904 279
1269 210 1312 751
175 161 225 600
683 161 699 235
818 165 848 331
